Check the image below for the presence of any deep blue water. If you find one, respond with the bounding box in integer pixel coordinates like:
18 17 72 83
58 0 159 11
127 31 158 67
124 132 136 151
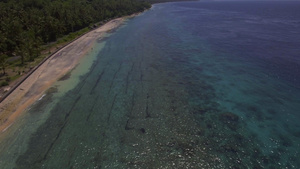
0 1 300 168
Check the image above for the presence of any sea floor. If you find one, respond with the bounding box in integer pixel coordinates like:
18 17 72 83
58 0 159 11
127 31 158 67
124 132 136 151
1 1 300 168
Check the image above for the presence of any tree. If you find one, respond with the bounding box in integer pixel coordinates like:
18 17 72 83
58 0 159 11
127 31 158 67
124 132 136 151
0 54 8 75
0 30 8 75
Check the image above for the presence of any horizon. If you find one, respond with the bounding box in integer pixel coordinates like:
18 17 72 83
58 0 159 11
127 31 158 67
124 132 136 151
209 0 300 1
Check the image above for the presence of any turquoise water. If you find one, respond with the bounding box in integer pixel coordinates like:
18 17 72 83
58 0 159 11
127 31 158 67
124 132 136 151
1 1 300 168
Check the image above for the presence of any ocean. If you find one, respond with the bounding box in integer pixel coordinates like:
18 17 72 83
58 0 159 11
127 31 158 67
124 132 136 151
0 1 300 168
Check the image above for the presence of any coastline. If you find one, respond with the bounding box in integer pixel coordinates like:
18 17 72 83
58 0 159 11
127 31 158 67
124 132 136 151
0 16 130 133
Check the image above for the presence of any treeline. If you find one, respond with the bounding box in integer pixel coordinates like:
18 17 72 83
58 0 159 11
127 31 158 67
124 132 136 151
0 0 150 68
144 0 193 4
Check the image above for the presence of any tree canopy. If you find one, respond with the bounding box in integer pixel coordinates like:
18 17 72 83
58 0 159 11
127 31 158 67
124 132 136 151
0 0 150 66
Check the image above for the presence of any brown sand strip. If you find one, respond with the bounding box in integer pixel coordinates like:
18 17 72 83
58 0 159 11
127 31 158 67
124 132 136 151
0 17 126 133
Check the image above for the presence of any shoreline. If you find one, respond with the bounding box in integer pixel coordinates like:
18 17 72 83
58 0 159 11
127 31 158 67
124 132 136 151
0 16 131 133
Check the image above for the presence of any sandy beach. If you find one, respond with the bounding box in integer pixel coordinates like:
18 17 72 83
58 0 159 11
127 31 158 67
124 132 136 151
0 17 126 133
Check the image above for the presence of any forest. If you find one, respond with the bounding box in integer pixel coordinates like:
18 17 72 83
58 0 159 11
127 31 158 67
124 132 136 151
0 0 150 79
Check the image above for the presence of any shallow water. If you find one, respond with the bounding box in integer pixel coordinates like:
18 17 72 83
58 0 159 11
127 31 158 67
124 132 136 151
1 1 300 168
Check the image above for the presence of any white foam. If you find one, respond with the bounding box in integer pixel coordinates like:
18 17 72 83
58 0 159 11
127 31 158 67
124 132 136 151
2 123 14 132
38 94 46 101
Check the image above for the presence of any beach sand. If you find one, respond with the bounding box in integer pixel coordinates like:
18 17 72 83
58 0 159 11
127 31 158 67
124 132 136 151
0 17 126 133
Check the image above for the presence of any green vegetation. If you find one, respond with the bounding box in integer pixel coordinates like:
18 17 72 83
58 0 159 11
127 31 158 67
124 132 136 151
57 28 90 44
0 0 150 87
